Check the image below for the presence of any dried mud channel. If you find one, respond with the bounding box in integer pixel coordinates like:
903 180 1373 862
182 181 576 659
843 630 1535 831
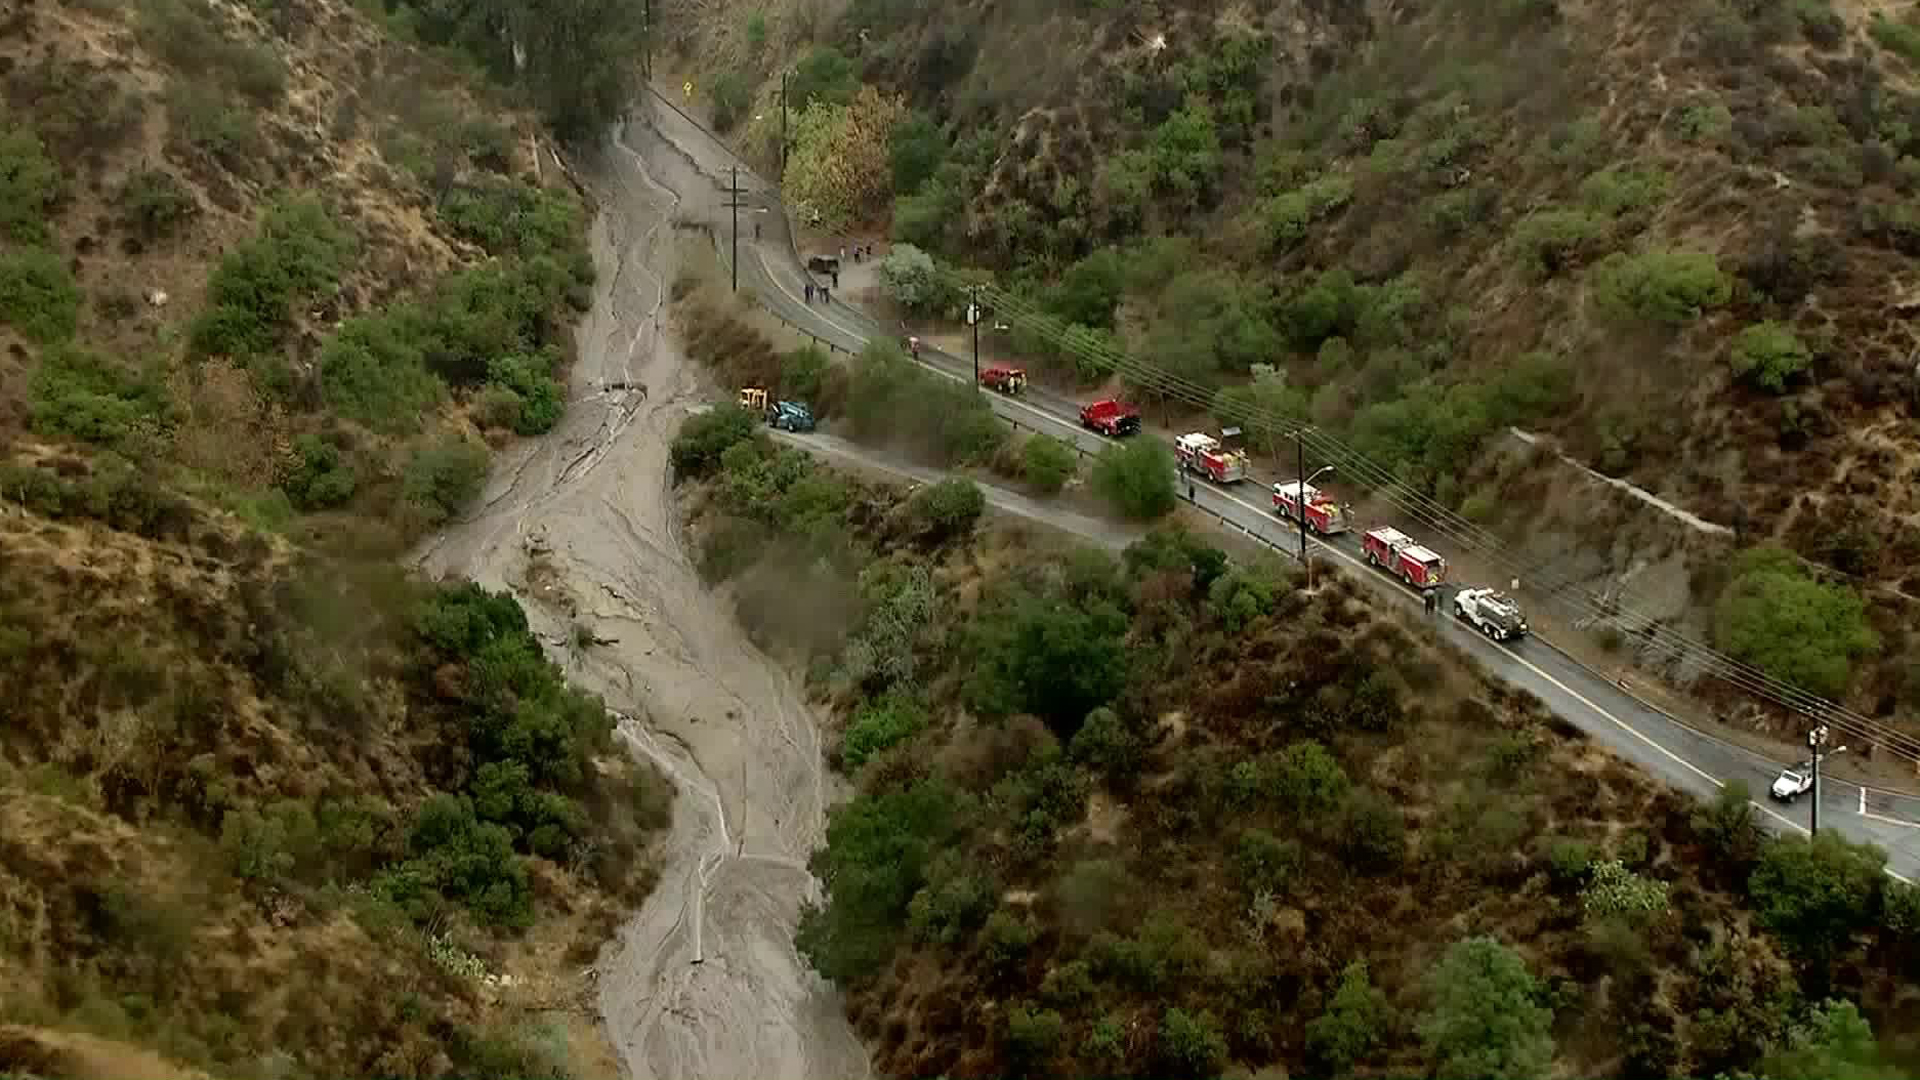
412 99 871 1080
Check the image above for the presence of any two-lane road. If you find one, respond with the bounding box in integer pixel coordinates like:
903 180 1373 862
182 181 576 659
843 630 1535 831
638 90 1920 882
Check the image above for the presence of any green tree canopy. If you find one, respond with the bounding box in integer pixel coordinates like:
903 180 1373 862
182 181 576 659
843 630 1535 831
1418 936 1555 1080
1712 547 1878 700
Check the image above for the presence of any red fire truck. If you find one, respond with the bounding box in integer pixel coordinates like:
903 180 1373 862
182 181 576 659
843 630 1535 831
1175 429 1250 483
1080 398 1142 437
1272 481 1350 535
1362 526 1448 590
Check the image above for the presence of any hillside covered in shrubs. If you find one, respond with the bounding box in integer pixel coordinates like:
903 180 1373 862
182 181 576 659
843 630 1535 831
666 0 1920 729
0 0 666 1075
670 375 1920 1079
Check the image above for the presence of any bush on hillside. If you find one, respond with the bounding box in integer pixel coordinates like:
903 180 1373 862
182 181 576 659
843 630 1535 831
403 438 490 524
966 589 1129 735
280 434 358 510
908 478 985 541
671 404 759 478
1512 208 1608 277
190 199 354 359
1748 832 1888 961
878 243 948 313
709 71 752 132
889 112 947 195
1729 321 1811 393
1093 438 1176 519
1419 936 1555 1080
1712 547 1877 699
840 342 1007 465
1307 961 1390 1074
29 344 171 447
1591 249 1732 324
0 125 61 243
0 246 82 344
116 168 197 240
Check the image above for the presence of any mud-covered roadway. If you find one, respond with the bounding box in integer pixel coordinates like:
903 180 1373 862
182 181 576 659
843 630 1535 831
412 97 871 1080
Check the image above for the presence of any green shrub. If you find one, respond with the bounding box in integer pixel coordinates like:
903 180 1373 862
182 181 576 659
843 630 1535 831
1339 787 1406 871
841 343 1007 463
908 477 985 541
1005 1006 1064 1068
486 351 565 435
671 404 759 478
843 692 927 767
403 438 490 524
1306 960 1390 1074
709 71 752 132
1156 1006 1228 1079
1871 15 1920 65
1729 321 1811 393
906 867 995 945
1712 546 1877 699
889 112 947 196
1093 437 1176 519
1511 208 1608 277
191 199 354 358
29 345 171 447
1883 881 1920 939
1258 173 1353 248
1069 706 1143 777
1581 859 1670 921
280 434 357 510
0 246 82 343
1235 829 1300 896
1543 836 1595 886
1270 739 1351 815
1591 249 1732 324
1675 102 1734 144
317 310 446 429
1578 164 1670 216
1020 434 1077 493
117 168 197 240
1692 780 1763 866
381 793 534 928
779 344 830 402
438 178 584 261
1420 936 1555 1080
1749 831 1888 960
0 126 61 243
965 591 1129 736
790 46 859 108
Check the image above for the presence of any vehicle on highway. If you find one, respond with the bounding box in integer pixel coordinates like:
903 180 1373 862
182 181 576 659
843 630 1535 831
1771 767 1814 802
806 254 839 274
1272 480 1350 535
1362 525 1448 590
1080 398 1142 437
1454 587 1528 640
1175 428 1250 483
980 364 1028 395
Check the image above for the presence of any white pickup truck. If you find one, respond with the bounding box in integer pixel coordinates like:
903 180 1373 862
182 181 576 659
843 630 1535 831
1453 587 1528 641
1770 767 1814 802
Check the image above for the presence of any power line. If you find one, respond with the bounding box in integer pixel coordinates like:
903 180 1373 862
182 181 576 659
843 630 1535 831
947 270 1920 763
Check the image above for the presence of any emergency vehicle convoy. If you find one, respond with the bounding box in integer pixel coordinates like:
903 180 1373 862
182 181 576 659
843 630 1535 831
1272 480 1350 535
1362 526 1448 590
1175 428 1250 483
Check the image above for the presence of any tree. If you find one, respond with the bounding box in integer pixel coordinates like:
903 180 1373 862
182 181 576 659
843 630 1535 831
1591 248 1733 324
1730 321 1812 393
1048 247 1126 329
907 478 985 541
790 46 858 108
966 592 1129 735
1748 831 1887 961
1021 435 1077 493
1149 104 1224 208
1156 1007 1227 1079
1760 999 1904 1080
1693 780 1764 868
1713 547 1878 700
878 243 944 313
785 87 908 231
1270 740 1350 815
1418 936 1555 1080
1211 364 1305 464
709 71 752 132
0 125 61 243
1307 960 1390 1073
888 112 946 194
1093 438 1176 519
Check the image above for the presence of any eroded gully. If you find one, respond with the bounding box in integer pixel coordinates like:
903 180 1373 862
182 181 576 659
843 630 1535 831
410 98 871 1080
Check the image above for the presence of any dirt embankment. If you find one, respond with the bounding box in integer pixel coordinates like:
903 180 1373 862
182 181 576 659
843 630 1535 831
411 99 869 1080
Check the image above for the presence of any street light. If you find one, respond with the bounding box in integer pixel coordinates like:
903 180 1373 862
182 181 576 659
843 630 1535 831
1809 725 1837 837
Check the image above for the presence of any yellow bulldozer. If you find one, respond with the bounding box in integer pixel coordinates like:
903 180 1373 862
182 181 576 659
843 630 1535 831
738 387 769 411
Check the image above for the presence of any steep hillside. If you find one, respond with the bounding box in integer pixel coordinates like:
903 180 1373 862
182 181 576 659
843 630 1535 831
670 387 1920 1080
0 0 668 1075
661 0 1920 739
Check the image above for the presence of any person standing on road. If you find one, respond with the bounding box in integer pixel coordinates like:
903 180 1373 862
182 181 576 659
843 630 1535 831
831 268 840 288
804 281 814 303
1424 589 1438 617
839 245 846 263
754 222 761 241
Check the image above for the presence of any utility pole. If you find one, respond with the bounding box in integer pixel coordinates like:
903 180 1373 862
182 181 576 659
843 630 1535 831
722 166 750 293
643 0 651 80
1298 429 1309 587
1810 724 1830 838
968 286 981 387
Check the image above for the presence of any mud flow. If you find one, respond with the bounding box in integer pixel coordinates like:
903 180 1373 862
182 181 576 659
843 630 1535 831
413 100 870 1080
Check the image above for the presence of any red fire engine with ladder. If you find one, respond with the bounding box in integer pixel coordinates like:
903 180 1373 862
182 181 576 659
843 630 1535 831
1175 428 1250 483
1362 526 1448 590
1272 480 1350 535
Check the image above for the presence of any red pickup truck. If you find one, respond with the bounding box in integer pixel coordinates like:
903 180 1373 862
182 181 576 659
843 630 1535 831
1080 399 1141 437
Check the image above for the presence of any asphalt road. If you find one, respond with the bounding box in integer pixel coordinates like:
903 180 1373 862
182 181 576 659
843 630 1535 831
639 89 1920 883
